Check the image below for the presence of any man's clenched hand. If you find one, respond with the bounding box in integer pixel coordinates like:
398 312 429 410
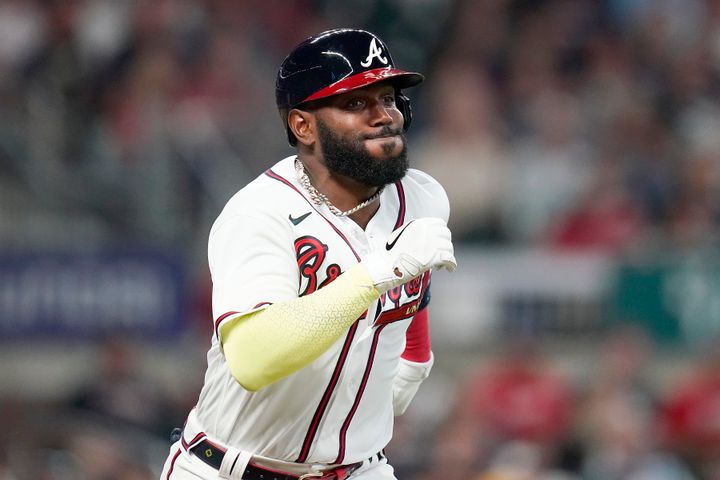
362 218 456 293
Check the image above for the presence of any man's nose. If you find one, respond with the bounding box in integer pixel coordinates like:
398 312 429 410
369 101 394 126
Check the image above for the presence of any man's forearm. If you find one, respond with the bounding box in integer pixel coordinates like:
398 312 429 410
220 264 380 391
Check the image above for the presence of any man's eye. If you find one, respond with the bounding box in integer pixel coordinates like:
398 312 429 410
383 95 396 106
346 99 365 109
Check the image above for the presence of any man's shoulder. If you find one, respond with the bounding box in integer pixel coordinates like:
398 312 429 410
401 168 450 221
224 157 300 210
404 168 442 186
213 156 303 224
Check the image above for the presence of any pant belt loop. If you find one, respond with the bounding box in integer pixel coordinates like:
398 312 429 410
218 446 252 480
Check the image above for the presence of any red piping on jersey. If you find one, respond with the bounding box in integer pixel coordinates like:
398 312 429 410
334 324 388 464
214 303 272 339
335 272 431 461
393 180 406 229
181 432 207 451
265 169 360 261
266 168 411 462
266 167 370 462
296 317 362 462
214 311 239 339
165 447 182 479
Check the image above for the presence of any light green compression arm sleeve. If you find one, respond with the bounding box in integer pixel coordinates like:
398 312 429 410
220 263 380 392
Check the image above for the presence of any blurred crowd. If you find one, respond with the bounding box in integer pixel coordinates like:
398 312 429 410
392 326 720 480
1 0 718 254
0 0 452 259
413 0 720 251
2 0 720 479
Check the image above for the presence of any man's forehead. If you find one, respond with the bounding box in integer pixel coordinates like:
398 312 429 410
345 80 397 94
329 81 397 101
297 80 397 111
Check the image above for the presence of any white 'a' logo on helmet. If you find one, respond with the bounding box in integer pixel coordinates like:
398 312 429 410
360 38 388 67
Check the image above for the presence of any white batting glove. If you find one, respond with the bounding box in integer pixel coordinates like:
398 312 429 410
362 217 456 293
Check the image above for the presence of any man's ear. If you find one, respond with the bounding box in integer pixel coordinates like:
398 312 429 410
287 109 316 147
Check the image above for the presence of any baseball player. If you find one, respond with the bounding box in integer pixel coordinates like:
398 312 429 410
160 28 456 480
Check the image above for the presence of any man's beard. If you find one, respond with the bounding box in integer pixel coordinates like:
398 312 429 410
316 119 409 188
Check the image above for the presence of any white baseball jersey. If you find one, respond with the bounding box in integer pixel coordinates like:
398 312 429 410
182 155 449 466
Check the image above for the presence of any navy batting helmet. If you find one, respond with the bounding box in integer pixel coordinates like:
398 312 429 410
276 28 424 146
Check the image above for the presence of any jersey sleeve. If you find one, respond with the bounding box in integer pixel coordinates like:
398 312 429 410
208 210 298 338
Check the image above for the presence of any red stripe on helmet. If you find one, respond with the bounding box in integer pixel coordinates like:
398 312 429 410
302 67 423 104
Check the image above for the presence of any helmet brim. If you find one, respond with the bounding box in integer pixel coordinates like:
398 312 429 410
301 67 424 104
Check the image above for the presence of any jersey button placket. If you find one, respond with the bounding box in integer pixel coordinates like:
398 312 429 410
347 376 361 392
355 228 371 256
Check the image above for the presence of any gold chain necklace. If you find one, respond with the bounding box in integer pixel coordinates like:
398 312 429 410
294 158 383 217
